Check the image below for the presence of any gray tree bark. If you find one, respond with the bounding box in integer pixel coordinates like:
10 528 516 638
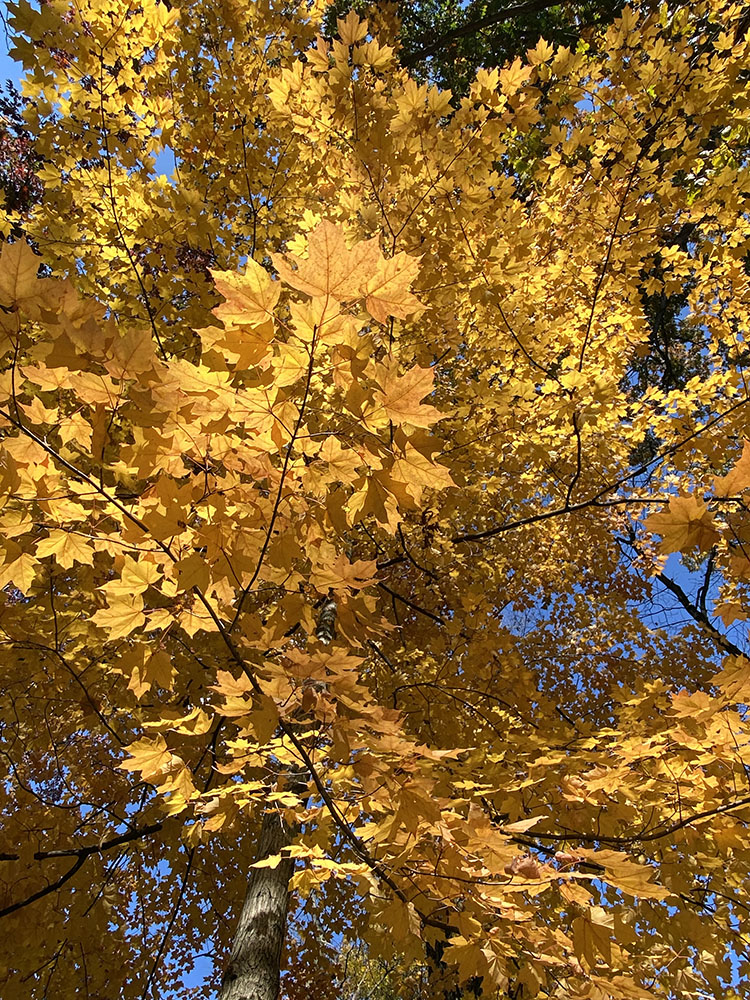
218 805 296 1000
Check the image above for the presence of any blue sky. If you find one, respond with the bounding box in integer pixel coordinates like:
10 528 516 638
1 13 22 85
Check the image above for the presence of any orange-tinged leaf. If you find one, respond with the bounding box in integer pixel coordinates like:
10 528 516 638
372 363 442 428
315 436 366 482
0 240 40 308
714 601 746 626
499 56 533 95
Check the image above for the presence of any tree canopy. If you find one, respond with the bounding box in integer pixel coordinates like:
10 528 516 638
2 1 750 998
353 0 625 92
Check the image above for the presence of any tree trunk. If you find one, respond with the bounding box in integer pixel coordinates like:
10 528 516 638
218 805 295 1000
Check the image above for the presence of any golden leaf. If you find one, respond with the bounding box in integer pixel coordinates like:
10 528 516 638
272 220 381 301
369 362 442 428
364 251 423 323
644 495 720 554
92 598 147 640
0 552 38 595
211 260 281 328
119 735 174 782
714 440 750 496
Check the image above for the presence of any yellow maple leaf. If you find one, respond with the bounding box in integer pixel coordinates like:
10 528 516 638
710 654 750 703
128 649 175 699
644 495 720 554
272 220 381 301
714 440 750 496
368 362 442 428
572 906 613 969
158 764 197 813
337 9 368 46
92 598 146 640
310 553 379 592
364 251 423 323
120 735 175 782
499 56 533 95
317 436 367 480
36 530 94 570
211 259 281 328
100 556 161 598
175 552 211 592
714 602 747 626
580 849 669 899
377 897 421 941
0 552 38 595
390 444 455 503
0 240 40 309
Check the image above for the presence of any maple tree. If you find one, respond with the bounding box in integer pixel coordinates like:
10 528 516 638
2 1 750 998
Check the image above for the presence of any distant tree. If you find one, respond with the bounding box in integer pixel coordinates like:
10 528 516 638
325 1 625 92
0 81 42 237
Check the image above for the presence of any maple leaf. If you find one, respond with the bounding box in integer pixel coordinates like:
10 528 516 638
368 362 443 428
364 251 423 323
337 10 368 46
580 850 669 900
713 440 750 496
0 239 41 310
0 551 38 594
272 220 381 301
91 598 147 640
572 906 613 969
211 260 281 328
315 435 367 481
175 552 211 593
120 735 175 782
128 649 175 699
390 443 455 503
35 530 94 570
644 495 720 554
100 556 160 598
309 553 379 592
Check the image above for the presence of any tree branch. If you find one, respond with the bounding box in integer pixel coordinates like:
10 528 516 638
0 822 163 918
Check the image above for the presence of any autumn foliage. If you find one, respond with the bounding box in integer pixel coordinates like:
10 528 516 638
2 1 750 997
